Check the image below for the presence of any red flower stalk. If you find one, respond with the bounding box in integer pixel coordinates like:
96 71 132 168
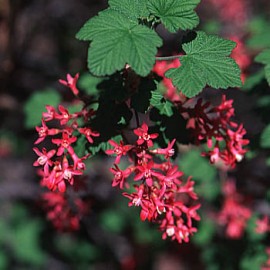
181 95 249 168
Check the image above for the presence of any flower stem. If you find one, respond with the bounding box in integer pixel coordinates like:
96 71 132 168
155 55 181 61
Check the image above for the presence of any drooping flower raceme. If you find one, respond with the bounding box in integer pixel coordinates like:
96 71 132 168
106 123 201 244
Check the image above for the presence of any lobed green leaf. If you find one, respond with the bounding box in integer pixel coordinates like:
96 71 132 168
150 91 173 117
77 10 162 76
147 0 201 32
109 0 149 20
165 31 242 98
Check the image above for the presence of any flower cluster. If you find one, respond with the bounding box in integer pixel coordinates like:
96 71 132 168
217 179 251 239
179 95 249 168
33 74 100 193
106 122 200 243
42 191 89 231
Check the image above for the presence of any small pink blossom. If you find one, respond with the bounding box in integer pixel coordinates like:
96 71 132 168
52 132 77 156
59 73 80 96
33 147 56 175
78 127 100 143
106 140 133 164
134 123 158 147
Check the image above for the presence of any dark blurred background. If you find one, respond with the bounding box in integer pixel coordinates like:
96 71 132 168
0 0 270 269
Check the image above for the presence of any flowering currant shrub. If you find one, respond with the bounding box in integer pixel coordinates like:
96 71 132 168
33 0 251 244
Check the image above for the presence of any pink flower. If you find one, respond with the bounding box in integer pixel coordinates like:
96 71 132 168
70 152 90 170
42 105 57 121
133 123 158 147
78 127 100 143
55 105 72 125
57 156 83 187
34 119 60 144
52 132 77 156
33 147 56 175
134 161 162 187
105 140 133 164
150 139 176 159
59 73 80 96
110 165 134 189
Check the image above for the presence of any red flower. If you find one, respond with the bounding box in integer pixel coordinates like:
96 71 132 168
57 156 83 187
33 147 56 175
110 165 134 189
42 105 57 121
150 139 176 159
59 73 80 96
55 105 72 126
35 119 60 144
70 152 90 170
133 123 158 147
78 127 100 143
134 161 162 187
52 132 77 156
105 140 133 164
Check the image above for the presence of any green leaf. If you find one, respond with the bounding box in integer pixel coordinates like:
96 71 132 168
150 91 173 117
255 49 270 85
76 10 162 76
147 0 200 32
109 0 149 20
260 124 270 148
24 88 61 129
165 31 242 98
